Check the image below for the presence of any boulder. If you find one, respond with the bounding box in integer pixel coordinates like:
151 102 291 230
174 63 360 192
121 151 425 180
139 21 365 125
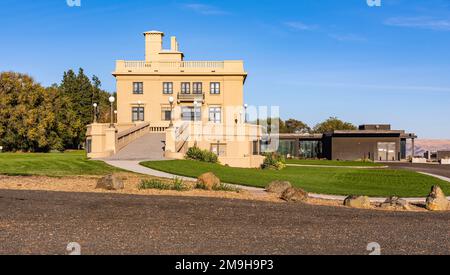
96 174 124 191
265 181 292 195
281 187 308 202
197 172 221 190
344 195 371 209
380 196 412 211
426 185 450 211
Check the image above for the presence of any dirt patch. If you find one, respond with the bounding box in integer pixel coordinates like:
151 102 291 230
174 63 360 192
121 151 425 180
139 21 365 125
0 173 282 203
0 174 431 212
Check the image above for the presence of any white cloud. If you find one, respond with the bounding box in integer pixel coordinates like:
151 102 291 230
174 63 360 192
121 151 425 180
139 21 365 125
183 3 228 15
384 17 450 31
284 21 319 31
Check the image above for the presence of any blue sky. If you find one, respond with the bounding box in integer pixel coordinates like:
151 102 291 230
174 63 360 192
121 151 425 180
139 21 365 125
1 0 450 138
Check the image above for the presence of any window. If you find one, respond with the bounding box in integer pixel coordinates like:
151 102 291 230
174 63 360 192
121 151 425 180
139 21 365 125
278 140 296 157
209 107 221 123
133 82 143 94
211 143 227 157
163 82 173 94
181 82 190 94
193 82 203 94
132 107 145 122
210 82 220 94
253 140 260 155
161 107 172 121
86 139 92 154
299 140 323 159
181 106 201 121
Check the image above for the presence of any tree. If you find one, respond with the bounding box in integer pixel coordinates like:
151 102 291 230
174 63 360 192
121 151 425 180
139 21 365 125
256 117 283 135
0 69 112 152
313 117 357 133
283 119 311 134
0 72 62 152
58 68 112 149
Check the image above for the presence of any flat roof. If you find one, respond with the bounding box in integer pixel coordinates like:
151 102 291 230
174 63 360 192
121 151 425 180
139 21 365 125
277 130 417 139
278 133 323 139
331 130 405 135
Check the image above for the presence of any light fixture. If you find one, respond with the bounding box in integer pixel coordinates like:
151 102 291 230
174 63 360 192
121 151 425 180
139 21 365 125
93 103 98 123
109 96 115 128
244 104 249 123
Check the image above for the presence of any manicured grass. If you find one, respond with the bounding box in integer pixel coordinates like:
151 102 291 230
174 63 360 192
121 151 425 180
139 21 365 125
0 151 122 177
286 159 383 167
141 160 450 197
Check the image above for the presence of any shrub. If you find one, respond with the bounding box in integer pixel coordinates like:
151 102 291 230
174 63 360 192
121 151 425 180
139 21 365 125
195 181 240 193
186 146 219 163
213 183 241 193
262 152 286 170
139 178 189 191
172 177 189 191
139 179 171 190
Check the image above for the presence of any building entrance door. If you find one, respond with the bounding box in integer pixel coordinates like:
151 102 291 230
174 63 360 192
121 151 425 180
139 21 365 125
377 142 396 161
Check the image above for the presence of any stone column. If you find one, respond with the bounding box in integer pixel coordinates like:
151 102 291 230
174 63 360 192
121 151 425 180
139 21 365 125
104 128 117 156
165 127 176 153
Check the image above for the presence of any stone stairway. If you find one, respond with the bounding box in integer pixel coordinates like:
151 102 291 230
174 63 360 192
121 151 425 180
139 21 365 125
108 133 166 161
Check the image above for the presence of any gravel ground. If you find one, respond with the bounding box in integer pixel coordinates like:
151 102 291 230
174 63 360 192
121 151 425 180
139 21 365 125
1 189 449 255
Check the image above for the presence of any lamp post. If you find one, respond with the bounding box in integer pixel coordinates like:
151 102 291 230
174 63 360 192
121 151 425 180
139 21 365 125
194 100 199 122
168 96 174 128
93 103 98 123
244 104 248 123
109 96 115 128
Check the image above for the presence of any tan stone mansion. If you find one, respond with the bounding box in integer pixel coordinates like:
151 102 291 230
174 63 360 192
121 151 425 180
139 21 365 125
86 30 264 168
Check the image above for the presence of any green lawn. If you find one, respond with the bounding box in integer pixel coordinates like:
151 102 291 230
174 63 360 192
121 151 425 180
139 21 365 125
286 159 383 167
0 151 122 177
141 160 450 197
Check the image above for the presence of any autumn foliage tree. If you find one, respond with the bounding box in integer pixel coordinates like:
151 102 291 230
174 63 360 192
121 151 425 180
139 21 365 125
0 69 112 152
313 117 357 133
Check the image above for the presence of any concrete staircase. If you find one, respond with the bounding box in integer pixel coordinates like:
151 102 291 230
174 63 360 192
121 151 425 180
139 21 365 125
108 133 166 161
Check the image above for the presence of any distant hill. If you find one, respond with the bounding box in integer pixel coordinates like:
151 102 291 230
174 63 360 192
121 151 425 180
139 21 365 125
407 139 450 157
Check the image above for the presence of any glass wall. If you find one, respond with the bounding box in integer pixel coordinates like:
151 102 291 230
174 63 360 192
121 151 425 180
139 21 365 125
299 140 323 159
400 139 406 159
278 140 296 157
377 142 396 161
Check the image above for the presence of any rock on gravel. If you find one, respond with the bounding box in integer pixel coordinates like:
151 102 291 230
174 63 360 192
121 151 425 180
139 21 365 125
96 174 124 191
426 185 450 211
197 172 221 190
379 196 412 211
344 195 371 209
265 181 292 195
281 187 308 202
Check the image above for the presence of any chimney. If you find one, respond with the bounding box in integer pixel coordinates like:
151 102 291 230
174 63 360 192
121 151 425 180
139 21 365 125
170 36 178 51
143 30 164 61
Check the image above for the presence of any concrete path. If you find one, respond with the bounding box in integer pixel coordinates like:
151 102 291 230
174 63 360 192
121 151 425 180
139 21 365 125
104 160 266 195
107 133 166 161
105 160 450 202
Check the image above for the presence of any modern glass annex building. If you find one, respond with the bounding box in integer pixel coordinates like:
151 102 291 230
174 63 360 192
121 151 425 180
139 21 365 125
277 125 416 161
